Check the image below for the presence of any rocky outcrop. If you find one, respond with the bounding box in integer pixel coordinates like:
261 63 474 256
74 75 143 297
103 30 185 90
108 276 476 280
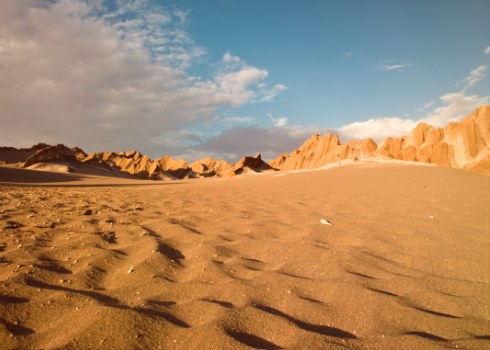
227 154 276 176
83 151 151 178
0 143 51 164
270 134 377 170
270 105 490 175
83 152 219 179
375 105 490 173
191 157 232 177
23 144 77 168
154 156 193 179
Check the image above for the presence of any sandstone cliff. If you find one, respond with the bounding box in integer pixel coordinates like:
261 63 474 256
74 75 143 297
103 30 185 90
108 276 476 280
271 105 489 175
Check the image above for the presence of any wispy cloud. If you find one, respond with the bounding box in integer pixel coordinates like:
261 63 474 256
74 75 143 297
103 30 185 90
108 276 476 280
459 65 487 92
222 116 255 123
415 100 435 113
375 61 412 72
268 114 288 127
258 84 288 102
485 46 490 56
343 51 362 59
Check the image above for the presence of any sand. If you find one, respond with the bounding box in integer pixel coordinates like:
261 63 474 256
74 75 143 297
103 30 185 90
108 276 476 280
0 163 489 349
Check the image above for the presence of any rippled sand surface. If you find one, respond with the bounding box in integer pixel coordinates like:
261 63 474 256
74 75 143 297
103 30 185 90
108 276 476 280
0 164 489 349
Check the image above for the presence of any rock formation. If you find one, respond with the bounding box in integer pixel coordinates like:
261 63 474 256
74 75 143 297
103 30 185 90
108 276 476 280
271 105 490 175
23 144 77 168
0 143 51 164
2 105 488 178
191 157 232 177
82 152 230 180
227 154 276 176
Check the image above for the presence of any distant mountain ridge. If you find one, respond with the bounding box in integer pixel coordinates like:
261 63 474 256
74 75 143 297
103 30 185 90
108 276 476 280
0 143 274 179
1 105 488 177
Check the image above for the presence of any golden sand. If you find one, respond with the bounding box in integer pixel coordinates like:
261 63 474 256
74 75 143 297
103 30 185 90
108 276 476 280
0 163 489 349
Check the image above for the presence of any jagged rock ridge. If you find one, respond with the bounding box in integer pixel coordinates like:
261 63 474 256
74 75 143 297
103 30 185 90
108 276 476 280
1 105 488 177
227 154 276 176
270 105 490 175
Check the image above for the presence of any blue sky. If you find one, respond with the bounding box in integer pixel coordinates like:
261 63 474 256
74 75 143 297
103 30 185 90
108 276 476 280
0 0 489 161
185 0 489 123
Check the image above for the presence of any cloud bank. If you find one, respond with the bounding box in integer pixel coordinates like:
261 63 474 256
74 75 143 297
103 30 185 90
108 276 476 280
0 0 285 155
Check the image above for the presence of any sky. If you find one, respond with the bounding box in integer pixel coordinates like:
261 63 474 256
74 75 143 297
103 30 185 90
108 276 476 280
0 0 489 162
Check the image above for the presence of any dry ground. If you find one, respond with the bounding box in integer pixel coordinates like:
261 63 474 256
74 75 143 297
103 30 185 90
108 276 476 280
0 163 489 349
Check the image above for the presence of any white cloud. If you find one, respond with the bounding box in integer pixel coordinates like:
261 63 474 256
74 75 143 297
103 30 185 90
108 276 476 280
423 92 488 127
0 0 285 156
267 114 288 127
459 65 487 92
343 51 362 59
485 46 490 56
222 116 255 123
222 52 242 65
212 53 287 105
375 62 411 72
415 100 435 113
214 66 269 106
258 84 288 102
338 117 419 141
274 117 288 127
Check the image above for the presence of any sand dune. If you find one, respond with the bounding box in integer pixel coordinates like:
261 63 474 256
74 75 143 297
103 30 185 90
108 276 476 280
0 163 489 349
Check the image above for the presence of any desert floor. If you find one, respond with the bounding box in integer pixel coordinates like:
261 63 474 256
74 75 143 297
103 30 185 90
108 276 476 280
0 163 489 349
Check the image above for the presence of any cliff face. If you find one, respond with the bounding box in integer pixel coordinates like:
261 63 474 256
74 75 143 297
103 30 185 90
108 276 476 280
377 105 490 173
270 105 490 175
0 143 51 164
269 134 379 171
23 144 77 167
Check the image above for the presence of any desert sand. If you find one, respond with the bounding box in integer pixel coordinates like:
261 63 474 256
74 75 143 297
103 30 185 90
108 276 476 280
0 163 489 349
